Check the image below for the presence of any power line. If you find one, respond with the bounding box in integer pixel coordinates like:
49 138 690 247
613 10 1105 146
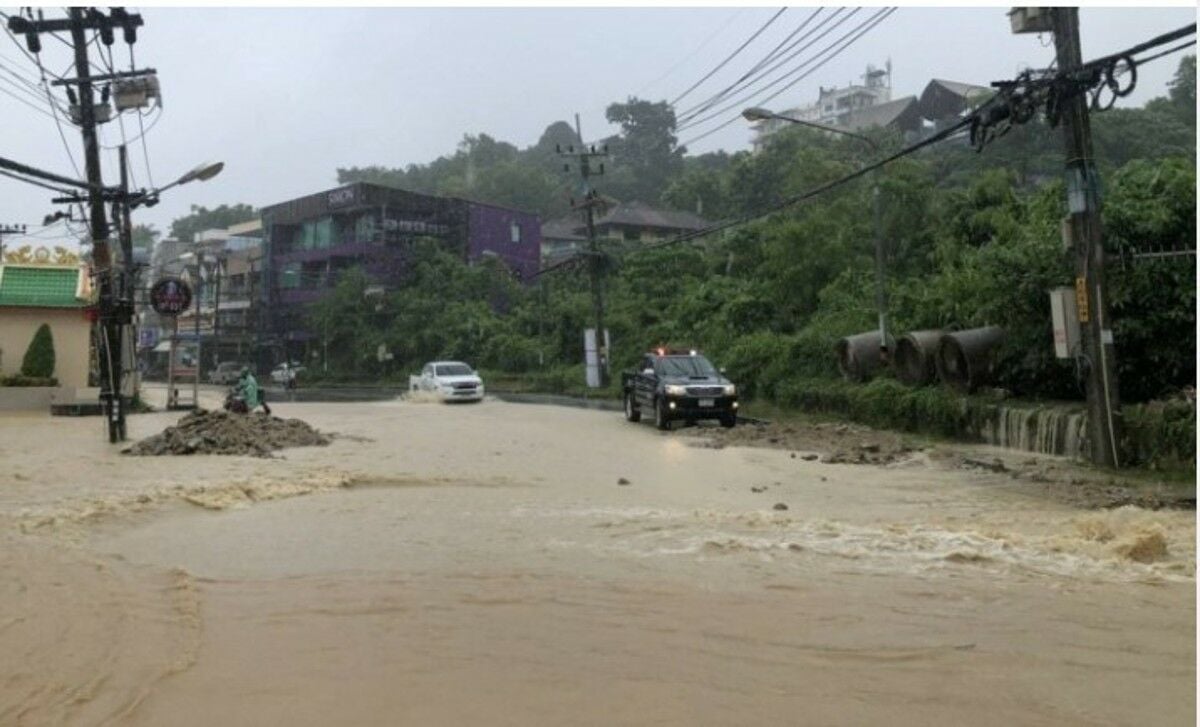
677 7 893 135
130 44 155 188
676 8 864 130
637 22 1196 258
0 167 76 194
0 80 57 119
669 7 788 107
0 65 47 106
676 7 833 123
633 8 746 98
1124 39 1194 68
677 9 896 147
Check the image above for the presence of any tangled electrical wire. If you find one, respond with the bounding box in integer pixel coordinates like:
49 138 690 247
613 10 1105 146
969 22 1195 152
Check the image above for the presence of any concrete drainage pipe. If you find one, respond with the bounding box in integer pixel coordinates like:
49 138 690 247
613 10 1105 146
835 331 895 383
894 329 944 386
936 326 1005 393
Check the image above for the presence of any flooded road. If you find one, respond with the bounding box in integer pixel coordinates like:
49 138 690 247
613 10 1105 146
1 394 1194 725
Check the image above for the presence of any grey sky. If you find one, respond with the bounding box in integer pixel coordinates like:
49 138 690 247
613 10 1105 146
0 5 1194 249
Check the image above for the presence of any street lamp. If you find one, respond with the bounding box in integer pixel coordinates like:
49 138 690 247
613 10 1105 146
743 107 890 361
129 160 224 209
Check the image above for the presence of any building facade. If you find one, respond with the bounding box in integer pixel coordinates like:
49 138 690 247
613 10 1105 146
541 201 710 262
750 64 992 151
0 263 93 389
259 182 540 367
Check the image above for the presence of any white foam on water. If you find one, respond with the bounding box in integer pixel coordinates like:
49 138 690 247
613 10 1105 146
512 503 1195 584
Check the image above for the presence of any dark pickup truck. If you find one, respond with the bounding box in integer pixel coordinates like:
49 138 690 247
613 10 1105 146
621 349 739 430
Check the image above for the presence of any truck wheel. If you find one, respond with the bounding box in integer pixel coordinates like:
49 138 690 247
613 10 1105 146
720 412 737 429
655 398 672 431
624 392 641 422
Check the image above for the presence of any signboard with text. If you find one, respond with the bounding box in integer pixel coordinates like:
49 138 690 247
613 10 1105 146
149 277 192 316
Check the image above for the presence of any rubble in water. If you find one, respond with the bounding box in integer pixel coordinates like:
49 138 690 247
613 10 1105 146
122 409 331 457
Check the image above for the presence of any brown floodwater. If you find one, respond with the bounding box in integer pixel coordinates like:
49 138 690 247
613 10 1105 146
1 393 1194 725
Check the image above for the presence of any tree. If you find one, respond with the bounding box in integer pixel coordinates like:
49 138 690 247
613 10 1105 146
604 98 686 203
169 204 256 243
20 323 55 379
131 224 159 252
1164 54 1196 126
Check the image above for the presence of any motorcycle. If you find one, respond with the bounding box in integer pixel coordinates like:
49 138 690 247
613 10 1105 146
224 387 249 414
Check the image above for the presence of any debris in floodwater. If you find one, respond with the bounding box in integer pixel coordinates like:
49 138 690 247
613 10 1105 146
773 503 789 511
617 477 631 486
122 409 331 458
961 457 1008 473
1112 527 1169 563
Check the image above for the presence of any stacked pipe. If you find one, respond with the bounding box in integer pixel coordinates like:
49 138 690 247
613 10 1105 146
835 331 895 383
935 326 1005 393
894 329 944 385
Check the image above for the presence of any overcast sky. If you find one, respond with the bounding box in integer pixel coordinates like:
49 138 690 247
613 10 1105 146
0 4 1194 249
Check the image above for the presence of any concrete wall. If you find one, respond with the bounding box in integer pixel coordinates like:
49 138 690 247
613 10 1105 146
0 307 91 388
0 386 76 411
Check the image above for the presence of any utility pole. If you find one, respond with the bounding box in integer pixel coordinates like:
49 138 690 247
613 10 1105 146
1049 7 1122 467
69 6 122 442
559 114 610 387
10 8 146 442
117 145 140 407
0 224 27 259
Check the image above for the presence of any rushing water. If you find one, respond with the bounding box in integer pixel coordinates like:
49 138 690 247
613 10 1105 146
0 395 1193 726
978 405 1089 459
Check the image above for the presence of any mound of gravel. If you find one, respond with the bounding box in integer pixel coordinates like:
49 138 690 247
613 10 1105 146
122 409 331 457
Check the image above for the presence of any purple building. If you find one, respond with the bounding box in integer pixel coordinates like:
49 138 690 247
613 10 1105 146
258 182 540 365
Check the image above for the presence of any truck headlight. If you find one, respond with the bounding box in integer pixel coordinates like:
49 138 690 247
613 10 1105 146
723 384 737 396
664 384 687 396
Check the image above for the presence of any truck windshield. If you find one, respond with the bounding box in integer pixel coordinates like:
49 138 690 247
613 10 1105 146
657 356 716 378
436 363 473 376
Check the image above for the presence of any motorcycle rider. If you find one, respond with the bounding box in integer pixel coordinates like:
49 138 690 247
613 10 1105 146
235 367 272 415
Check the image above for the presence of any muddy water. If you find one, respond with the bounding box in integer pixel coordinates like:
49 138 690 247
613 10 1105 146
1 394 1195 725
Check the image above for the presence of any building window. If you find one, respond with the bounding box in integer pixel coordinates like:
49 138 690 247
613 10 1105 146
510 222 522 244
280 263 300 289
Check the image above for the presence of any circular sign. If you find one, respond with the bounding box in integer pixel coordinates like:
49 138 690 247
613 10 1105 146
149 277 192 316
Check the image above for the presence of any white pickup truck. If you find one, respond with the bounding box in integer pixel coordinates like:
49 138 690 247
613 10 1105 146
409 361 485 402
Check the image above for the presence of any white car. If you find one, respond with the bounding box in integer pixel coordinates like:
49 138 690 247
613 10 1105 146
410 361 485 402
271 362 304 388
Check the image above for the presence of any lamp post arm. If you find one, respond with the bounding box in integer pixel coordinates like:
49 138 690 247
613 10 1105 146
762 112 879 152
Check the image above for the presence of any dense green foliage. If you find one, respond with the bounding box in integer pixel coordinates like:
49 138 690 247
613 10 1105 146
20 323 55 379
311 58 1195 420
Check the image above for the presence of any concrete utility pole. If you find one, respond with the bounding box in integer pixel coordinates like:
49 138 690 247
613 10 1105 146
559 114 611 387
1050 7 1123 467
69 7 123 442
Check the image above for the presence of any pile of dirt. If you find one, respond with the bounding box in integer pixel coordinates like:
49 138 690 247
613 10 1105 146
122 410 331 457
684 419 918 465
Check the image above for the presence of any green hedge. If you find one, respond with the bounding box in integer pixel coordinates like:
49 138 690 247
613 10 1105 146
773 376 1195 471
0 374 58 387
1123 399 1196 470
20 324 55 379
775 376 969 438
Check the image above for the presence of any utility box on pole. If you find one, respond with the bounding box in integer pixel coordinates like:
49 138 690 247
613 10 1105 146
1049 287 1081 359
1008 7 1053 34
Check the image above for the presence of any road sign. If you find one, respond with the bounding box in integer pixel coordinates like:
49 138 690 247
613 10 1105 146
149 277 192 316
